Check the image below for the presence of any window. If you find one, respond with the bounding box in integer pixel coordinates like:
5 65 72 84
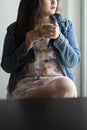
81 0 87 96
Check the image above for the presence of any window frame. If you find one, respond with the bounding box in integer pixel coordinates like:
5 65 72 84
81 0 87 96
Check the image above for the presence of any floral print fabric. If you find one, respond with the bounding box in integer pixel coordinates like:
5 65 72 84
12 38 64 98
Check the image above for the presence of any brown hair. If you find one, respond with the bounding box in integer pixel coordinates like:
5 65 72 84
15 0 59 46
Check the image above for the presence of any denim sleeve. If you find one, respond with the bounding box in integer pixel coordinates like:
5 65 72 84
1 26 34 73
53 20 81 68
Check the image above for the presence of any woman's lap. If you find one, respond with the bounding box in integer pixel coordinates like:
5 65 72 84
7 76 77 99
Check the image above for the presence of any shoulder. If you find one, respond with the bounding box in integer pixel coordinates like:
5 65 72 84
7 22 17 35
53 13 73 30
54 13 72 24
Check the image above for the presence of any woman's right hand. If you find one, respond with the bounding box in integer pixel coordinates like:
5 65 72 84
25 30 42 51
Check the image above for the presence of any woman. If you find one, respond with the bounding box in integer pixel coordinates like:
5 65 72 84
1 0 80 98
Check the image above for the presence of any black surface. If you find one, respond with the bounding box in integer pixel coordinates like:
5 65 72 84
0 98 87 130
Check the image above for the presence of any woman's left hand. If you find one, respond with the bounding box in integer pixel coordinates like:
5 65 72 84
51 20 60 39
50 20 61 39
42 20 61 39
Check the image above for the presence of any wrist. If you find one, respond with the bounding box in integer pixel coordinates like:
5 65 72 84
54 32 61 40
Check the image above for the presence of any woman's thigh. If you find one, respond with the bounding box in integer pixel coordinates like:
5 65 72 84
23 76 77 98
48 76 77 98
9 76 77 99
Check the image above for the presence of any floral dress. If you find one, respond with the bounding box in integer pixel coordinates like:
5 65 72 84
12 38 64 98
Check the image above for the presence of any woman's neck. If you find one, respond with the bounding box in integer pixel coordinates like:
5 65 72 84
43 16 51 22
37 16 51 24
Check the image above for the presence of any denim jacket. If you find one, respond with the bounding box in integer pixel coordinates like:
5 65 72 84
1 13 81 92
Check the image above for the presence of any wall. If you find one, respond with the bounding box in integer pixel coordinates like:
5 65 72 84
0 0 81 98
0 0 20 98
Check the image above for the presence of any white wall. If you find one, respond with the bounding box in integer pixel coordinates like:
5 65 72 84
0 0 81 98
0 0 20 99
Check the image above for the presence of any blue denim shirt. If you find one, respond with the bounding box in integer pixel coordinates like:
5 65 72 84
1 14 81 92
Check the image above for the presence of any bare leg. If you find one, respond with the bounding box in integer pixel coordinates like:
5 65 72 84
23 76 77 99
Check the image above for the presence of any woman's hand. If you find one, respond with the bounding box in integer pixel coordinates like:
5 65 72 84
25 20 60 51
41 20 61 39
51 20 61 39
25 30 42 51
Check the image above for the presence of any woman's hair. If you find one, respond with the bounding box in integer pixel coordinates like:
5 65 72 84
15 0 59 46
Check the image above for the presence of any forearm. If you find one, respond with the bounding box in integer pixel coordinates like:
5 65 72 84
1 41 34 73
51 33 81 68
